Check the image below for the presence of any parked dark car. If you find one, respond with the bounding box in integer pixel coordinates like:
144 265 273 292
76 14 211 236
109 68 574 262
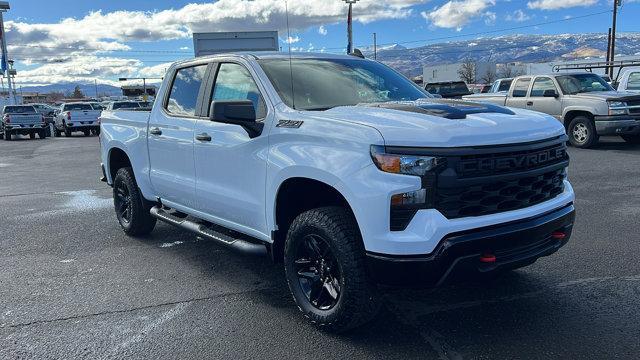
425 81 472 99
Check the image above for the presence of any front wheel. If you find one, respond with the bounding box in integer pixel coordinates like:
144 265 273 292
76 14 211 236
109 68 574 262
568 116 598 148
284 207 380 333
113 167 157 236
621 134 640 144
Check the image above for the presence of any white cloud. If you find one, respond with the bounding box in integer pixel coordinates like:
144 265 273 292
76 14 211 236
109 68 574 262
527 0 598 10
421 0 496 31
318 25 328 36
179 46 190 50
6 0 426 85
484 11 497 26
505 9 531 22
283 36 301 44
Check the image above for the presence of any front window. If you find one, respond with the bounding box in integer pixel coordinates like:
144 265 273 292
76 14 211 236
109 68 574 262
556 74 614 95
258 58 430 110
530 77 558 97
211 63 266 118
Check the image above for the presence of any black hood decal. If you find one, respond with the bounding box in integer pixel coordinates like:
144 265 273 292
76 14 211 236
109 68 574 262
362 99 515 120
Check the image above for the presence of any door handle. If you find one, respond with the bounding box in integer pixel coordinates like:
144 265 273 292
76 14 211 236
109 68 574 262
195 133 212 142
526 101 534 106
149 127 162 136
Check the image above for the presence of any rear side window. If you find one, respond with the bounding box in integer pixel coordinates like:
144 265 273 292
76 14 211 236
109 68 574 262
627 72 640 90
64 103 93 111
512 78 531 97
166 64 208 117
498 80 512 92
211 63 266 119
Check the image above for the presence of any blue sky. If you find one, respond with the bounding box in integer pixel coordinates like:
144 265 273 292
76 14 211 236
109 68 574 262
3 0 639 86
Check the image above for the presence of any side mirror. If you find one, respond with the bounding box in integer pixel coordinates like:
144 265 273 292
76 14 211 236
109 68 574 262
209 100 263 138
543 89 559 98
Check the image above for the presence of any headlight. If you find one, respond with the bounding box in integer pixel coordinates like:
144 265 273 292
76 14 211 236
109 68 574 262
608 101 628 116
370 145 444 176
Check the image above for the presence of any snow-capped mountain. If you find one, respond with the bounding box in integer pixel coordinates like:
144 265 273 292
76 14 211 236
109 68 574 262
371 33 640 76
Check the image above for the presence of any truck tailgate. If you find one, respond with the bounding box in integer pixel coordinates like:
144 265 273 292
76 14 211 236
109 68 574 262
7 114 42 126
70 110 101 123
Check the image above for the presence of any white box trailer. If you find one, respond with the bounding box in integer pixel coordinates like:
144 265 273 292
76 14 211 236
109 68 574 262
193 31 279 57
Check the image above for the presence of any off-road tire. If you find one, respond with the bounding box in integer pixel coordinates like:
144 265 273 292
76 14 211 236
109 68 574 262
112 167 156 236
284 206 380 333
621 134 640 144
568 116 598 148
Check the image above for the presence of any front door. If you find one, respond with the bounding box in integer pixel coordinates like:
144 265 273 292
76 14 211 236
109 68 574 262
193 61 270 236
148 63 209 209
528 77 563 119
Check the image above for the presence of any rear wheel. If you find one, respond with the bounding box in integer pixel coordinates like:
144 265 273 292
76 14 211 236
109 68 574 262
64 129 72 137
4 130 11 141
39 129 47 139
113 167 157 236
83 129 90 137
284 207 380 333
621 134 640 144
29 132 36 140
568 116 598 148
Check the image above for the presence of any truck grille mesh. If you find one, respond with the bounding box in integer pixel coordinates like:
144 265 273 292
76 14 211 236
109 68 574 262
435 168 565 219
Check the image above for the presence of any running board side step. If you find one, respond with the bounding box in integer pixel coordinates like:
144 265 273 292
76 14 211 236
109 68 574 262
150 206 267 256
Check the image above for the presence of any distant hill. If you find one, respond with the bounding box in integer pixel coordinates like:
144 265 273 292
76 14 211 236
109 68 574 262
371 33 640 76
18 83 122 97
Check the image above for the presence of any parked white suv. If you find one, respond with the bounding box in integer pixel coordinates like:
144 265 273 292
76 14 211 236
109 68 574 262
99 53 576 332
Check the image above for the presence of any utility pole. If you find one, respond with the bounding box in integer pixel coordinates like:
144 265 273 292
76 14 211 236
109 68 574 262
343 0 359 54
373 32 377 60
94 79 98 99
0 2 14 105
610 0 621 78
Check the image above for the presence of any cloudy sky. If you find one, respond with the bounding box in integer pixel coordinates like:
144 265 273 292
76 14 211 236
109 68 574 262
3 0 639 87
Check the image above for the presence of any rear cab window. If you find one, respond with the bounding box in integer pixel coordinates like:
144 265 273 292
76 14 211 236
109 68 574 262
165 64 209 117
4 106 36 114
64 104 93 111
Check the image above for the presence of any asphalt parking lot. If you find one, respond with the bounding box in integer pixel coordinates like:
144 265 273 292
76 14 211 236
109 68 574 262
1 135 639 359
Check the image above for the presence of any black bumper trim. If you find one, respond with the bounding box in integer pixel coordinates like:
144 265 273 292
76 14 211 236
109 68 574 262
366 204 575 287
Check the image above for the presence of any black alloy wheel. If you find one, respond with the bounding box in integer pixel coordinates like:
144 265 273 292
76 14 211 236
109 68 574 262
114 180 133 226
294 234 342 310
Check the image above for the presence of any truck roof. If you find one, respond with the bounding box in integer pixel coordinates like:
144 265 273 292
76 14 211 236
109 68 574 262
174 51 367 66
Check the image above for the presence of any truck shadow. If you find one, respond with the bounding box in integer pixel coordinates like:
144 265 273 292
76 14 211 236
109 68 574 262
137 224 591 357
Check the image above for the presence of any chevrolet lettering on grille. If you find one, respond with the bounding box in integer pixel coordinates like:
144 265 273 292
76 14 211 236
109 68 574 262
458 146 567 174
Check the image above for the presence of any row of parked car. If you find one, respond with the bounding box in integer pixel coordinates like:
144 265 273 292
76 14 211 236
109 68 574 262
0 100 153 141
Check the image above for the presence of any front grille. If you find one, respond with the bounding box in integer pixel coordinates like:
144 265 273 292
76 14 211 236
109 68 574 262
627 100 640 114
435 168 565 219
432 137 568 219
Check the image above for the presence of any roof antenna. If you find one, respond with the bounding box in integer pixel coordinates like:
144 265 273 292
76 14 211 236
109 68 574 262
285 0 296 109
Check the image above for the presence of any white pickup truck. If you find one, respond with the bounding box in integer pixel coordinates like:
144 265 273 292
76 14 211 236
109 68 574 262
1 105 47 140
100 53 575 332
616 67 640 93
54 102 102 137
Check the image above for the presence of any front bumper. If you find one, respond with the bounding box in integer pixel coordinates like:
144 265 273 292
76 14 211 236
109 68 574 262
594 115 640 135
366 203 575 287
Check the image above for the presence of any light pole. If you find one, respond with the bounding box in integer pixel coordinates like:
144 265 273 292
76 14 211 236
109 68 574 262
0 1 14 105
343 0 359 54
609 0 621 78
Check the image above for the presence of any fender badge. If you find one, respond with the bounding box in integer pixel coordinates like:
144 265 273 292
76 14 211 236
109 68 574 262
276 120 303 128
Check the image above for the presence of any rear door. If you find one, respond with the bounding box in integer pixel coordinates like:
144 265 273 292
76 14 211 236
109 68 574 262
192 61 270 236
505 77 532 109
148 62 210 209
527 76 562 119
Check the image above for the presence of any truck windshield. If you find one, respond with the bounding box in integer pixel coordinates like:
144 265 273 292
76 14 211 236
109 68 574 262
556 74 614 95
4 106 36 114
258 58 431 110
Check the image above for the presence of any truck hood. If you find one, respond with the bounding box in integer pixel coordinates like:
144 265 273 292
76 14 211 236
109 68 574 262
565 91 640 102
316 100 565 147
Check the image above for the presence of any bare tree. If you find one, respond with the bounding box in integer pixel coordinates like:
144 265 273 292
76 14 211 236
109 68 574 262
480 67 497 84
498 64 526 79
457 58 476 84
